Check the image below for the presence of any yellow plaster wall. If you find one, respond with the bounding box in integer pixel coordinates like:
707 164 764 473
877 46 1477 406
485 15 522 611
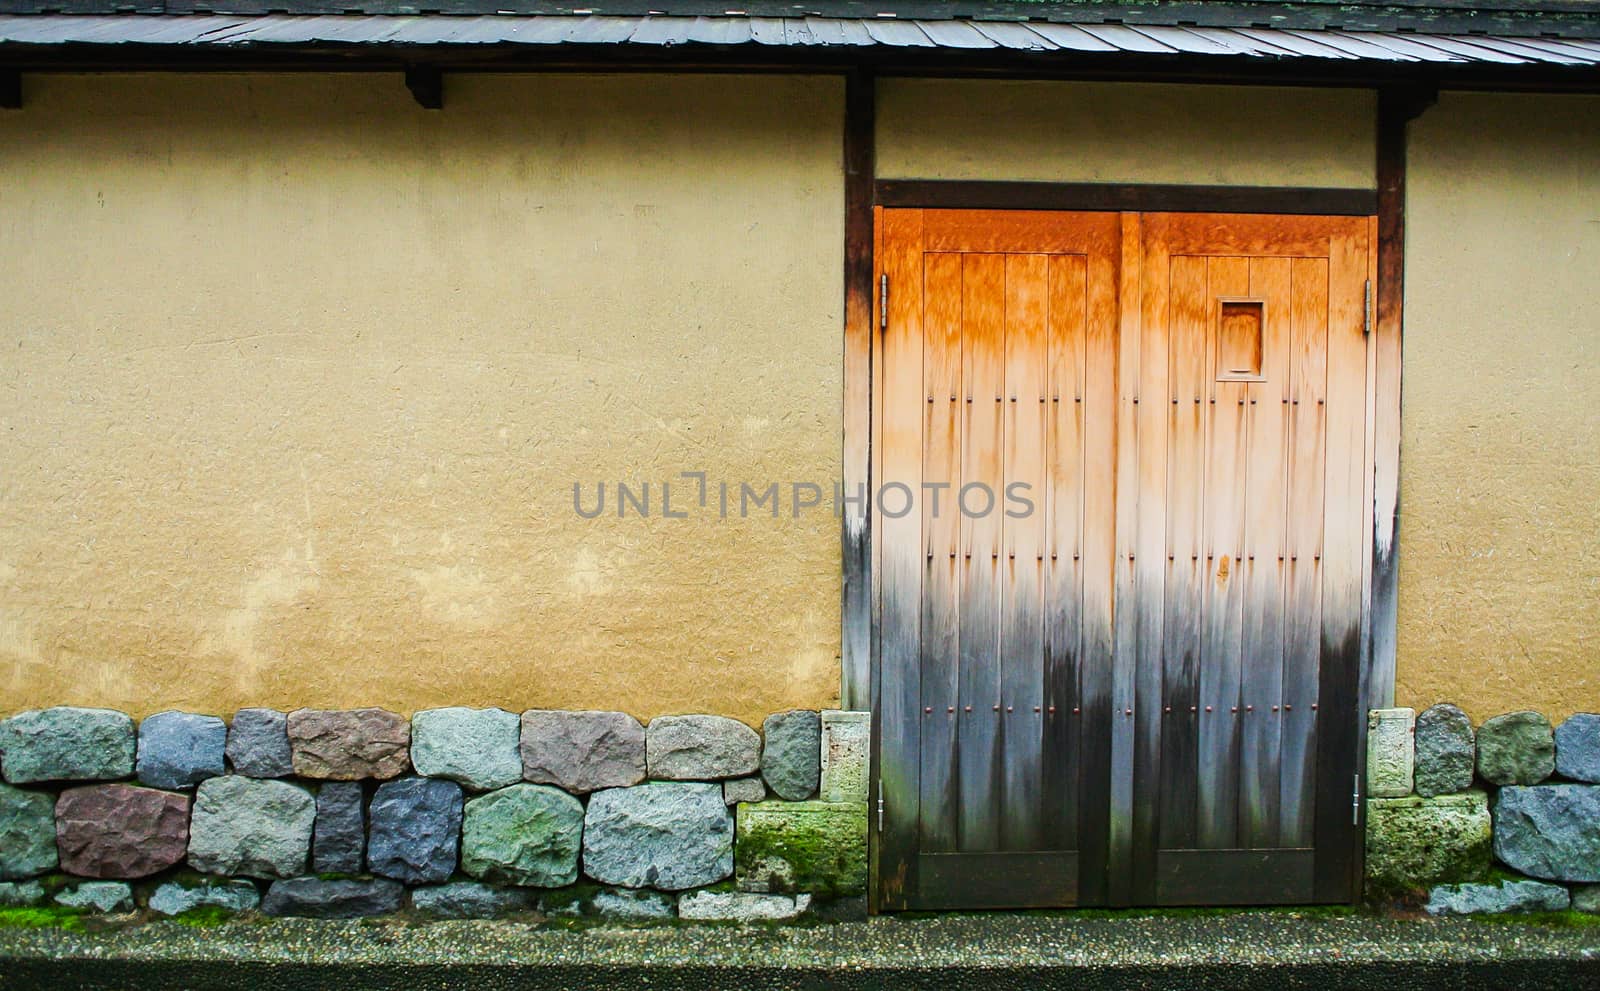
0 73 845 724
876 78 1376 187
1399 91 1600 724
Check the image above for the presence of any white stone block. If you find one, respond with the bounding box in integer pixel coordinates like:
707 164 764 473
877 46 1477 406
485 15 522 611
820 710 870 803
1368 707 1416 798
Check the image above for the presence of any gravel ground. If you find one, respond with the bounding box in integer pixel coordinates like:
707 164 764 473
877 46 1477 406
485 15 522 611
0 910 1597 990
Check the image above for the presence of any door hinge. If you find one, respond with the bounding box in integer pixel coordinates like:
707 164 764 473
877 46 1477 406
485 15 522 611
1363 279 1373 335
879 273 889 331
877 779 885 833
1352 772 1362 825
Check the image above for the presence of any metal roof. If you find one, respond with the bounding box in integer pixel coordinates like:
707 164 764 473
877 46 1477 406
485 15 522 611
2 13 1599 65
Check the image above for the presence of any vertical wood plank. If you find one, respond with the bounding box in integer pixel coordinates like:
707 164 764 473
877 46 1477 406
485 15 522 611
841 69 875 712
1044 252 1088 854
918 252 964 853
1107 212 1142 904
1197 255 1250 851
874 208 925 909
1078 235 1122 905
1001 253 1049 851
957 251 1006 854
1238 256 1292 849
1131 216 1171 903
1281 256 1328 848
1157 252 1209 851
1315 222 1371 901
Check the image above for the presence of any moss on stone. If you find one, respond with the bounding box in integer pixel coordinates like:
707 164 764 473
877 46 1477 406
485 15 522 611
169 906 235 929
1365 791 1492 902
735 801 866 898
0 906 86 931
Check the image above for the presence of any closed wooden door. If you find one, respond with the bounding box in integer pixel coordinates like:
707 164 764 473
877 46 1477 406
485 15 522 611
873 209 1373 910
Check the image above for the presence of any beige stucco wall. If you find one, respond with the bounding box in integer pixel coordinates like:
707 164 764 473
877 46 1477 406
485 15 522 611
1399 91 1600 724
876 79 1376 187
0 72 844 724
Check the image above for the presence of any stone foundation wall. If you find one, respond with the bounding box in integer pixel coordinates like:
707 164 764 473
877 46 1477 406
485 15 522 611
0 706 869 922
1365 705 1600 915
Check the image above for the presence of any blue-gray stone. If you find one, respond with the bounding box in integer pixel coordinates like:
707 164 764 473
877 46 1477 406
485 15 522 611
312 781 365 875
137 711 226 790
0 784 57 880
761 710 821 801
1426 879 1570 915
582 782 733 890
0 881 45 907
367 777 462 884
1555 713 1600 784
260 878 404 919
645 715 760 780
411 707 522 792
1493 784 1600 882
1414 703 1475 798
226 709 294 778
0 707 134 784
411 881 537 919
148 879 261 916
55 881 134 913
187 776 316 879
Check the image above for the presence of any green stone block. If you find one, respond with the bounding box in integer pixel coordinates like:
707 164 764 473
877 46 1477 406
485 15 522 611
1365 789 1491 901
735 800 866 898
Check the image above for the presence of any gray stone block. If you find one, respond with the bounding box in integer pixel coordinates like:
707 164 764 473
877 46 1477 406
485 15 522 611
0 881 45 907
820 711 870 803
137 711 226 790
1364 790 1491 899
1367 708 1415 798
55 881 134 913
761 710 821 801
1493 784 1600 882
723 777 766 805
287 708 410 781
540 885 676 920
520 710 646 794
0 707 134 784
312 781 365 875
678 890 811 921
582 782 733 890
411 881 537 919
460 783 583 888
226 708 294 778
1555 713 1600 784
260 877 404 919
411 707 522 792
1477 711 1556 786
1414 703 1475 797
187 776 316 879
1426 879 1570 916
1574 885 1600 914
646 715 760 781
0 784 58 880
148 879 261 916
367 777 463 885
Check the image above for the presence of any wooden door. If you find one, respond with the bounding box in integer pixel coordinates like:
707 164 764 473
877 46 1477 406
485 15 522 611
873 209 1373 910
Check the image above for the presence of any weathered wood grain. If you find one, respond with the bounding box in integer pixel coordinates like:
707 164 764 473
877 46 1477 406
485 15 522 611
1000 253 1048 851
918 251 964 854
841 69 875 712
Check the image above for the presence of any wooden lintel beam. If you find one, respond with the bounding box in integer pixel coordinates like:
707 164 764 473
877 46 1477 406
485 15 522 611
404 65 443 109
0 70 20 109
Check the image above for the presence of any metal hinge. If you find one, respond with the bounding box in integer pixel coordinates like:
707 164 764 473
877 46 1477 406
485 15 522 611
1363 279 1373 335
1352 772 1362 825
877 779 885 833
879 274 889 331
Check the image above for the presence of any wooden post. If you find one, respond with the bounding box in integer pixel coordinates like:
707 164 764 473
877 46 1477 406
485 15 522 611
1364 88 1434 721
404 66 443 110
841 68 875 712
0 70 20 110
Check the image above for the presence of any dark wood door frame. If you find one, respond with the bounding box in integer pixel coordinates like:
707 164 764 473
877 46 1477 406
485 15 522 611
846 76 1424 913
